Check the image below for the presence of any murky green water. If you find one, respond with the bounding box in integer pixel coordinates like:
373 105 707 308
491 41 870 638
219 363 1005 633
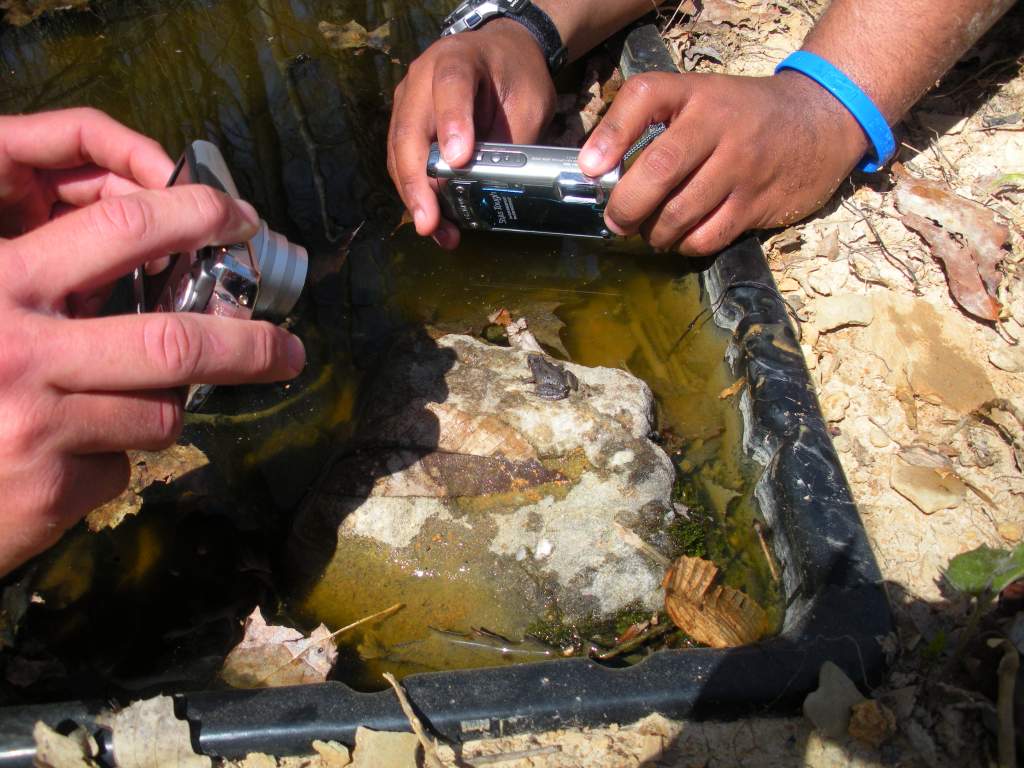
0 0 778 700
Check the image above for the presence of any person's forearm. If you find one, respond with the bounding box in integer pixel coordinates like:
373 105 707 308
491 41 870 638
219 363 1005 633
800 0 1015 123
532 0 654 61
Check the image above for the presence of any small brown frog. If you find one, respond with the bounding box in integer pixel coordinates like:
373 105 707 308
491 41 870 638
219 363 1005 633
527 354 579 400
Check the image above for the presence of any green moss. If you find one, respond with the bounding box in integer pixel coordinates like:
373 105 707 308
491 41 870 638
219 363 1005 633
666 475 718 558
612 601 651 636
526 610 604 648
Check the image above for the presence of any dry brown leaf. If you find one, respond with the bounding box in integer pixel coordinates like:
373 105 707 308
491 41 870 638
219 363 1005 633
487 308 513 326
319 19 390 53
426 403 537 461
86 444 210 531
695 0 777 29
900 212 1001 321
95 696 211 768
323 450 565 498
893 165 1008 322
661 556 767 648
848 699 897 748
505 318 545 354
221 607 337 689
718 377 745 399
33 722 99 768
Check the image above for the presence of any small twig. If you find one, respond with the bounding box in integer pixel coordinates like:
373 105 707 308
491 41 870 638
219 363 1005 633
996 640 1018 768
383 672 446 768
467 746 562 766
841 200 921 292
595 622 673 660
255 603 403 686
752 520 780 582
614 522 671 568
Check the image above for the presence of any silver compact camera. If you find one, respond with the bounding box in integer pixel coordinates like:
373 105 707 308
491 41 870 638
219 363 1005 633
425 123 665 239
134 140 309 411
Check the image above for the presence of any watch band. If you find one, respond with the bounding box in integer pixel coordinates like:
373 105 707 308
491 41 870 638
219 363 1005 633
504 3 568 75
440 0 567 76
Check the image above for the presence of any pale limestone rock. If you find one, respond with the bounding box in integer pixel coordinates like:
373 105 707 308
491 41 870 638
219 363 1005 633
821 391 851 422
989 346 1023 373
290 333 675 640
803 662 866 738
890 458 966 514
351 728 418 768
812 294 875 333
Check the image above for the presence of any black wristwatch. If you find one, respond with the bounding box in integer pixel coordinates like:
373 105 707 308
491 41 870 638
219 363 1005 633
440 0 568 75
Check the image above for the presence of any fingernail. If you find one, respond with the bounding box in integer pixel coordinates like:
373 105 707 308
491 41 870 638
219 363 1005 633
604 215 626 236
444 136 465 161
235 199 261 228
578 147 602 172
412 206 427 234
286 334 306 374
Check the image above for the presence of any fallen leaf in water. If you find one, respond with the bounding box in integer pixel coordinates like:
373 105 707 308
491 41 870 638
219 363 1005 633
319 19 390 54
488 307 513 326
661 555 767 647
1 0 89 26
0 571 35 649
33 722 99 768
96 696 211 768
86 444 210 531
505 318 545 354
718 377 745 399
893 165 1008 322
221 607 337 689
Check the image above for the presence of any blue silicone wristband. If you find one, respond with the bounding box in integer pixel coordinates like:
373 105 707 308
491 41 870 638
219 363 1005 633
775 51 895 173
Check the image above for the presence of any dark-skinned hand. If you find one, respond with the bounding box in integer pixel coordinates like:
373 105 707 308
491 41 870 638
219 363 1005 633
387 20 556 249
578 70 869 256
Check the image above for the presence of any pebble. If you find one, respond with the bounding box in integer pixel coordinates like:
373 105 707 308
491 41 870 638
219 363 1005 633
998 522 1023 543
813 295 875 333
808 270 833 296
989 347 1023 373
777 276 801 293
822 391 851 422
868 426 891 448
534 539 554 560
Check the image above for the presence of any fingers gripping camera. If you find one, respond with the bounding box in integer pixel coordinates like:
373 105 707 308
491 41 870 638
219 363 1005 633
134 141 309 411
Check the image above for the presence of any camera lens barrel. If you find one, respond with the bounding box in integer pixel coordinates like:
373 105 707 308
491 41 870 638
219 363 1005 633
250 222 309 319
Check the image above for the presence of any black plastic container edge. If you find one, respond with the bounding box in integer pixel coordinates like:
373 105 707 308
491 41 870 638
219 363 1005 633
0 24 891 765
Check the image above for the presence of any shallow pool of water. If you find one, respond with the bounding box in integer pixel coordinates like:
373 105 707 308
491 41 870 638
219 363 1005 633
0 0 778 699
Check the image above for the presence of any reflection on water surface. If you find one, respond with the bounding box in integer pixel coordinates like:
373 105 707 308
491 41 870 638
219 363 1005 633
0 0 778 698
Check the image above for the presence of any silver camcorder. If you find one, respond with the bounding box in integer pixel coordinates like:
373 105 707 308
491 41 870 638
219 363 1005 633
425 123 665 239
134 140 309 411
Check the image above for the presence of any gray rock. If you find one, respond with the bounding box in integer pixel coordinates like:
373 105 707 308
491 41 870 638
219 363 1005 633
803 661 867 738
289 332 675 638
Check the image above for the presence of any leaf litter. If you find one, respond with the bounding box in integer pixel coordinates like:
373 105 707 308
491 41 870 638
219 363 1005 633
893 163 1010 321
319 20 390 54
661 555 767 648
221 604 402 688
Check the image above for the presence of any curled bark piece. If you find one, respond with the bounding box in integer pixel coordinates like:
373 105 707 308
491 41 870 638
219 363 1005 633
661 556 767 648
